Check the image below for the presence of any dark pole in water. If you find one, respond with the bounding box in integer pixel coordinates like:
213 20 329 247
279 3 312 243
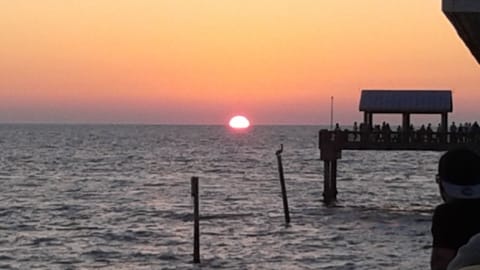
331 159 338 201
191 176 200 264
276 144 291 225
323 160 333 204
330 96 334 130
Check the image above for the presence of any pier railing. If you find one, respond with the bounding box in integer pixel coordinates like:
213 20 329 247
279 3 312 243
319 130 480 151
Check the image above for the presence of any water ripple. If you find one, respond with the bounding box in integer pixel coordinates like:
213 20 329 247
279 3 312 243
0 125 439 269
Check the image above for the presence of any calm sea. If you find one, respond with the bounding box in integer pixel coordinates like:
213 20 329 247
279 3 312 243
0 124 442 269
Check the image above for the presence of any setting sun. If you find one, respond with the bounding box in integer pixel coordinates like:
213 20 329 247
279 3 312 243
229 115 250 129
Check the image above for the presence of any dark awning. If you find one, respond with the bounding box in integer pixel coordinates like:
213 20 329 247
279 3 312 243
359 90 452 114
443 0 480 64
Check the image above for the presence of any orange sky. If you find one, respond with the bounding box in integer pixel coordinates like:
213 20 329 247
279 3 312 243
0 0 479 125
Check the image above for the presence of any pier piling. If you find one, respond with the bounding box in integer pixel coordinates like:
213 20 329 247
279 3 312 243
319 130 341 205
322 159 338 204
191 176 200 264
275 144 291 225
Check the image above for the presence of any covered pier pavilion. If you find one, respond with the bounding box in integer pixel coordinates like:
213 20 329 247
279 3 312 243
318 90 480 204
359 90 452 145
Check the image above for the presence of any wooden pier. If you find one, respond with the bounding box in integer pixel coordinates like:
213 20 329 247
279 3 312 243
318 89 480 204
318 129 480 204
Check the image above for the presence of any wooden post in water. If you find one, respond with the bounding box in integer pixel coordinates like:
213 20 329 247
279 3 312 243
331 159 338 199
323 160 338 204
319 130 341 205
276 144 291 225
323 160 332 203
191 176 200 264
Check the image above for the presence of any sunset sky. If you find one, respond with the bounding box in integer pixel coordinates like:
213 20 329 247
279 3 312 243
1 1 479 125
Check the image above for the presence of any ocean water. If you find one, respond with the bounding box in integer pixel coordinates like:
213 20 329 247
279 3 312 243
0 124 443 269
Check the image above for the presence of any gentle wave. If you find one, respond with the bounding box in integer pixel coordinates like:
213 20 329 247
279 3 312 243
0 125 441 269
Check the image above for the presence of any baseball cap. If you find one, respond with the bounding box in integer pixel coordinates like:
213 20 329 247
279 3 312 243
438 148 480 199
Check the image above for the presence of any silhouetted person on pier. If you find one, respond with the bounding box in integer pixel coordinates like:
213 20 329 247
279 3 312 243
418 124 426 143
372 124 381 142
409 124 415 143
458 124 465 143
381 122 391 143
437 123 443 143
427 123 433 143
450 122 458 143
394 125 401 143
359 122 368 142
472 122 480 143
430 148 480 270
353 121 358 141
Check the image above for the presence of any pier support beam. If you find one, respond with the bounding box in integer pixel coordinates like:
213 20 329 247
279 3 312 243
319 129 342 205
402 113 411 143
363 112 373 130
441 113 448 143
323 160 338 204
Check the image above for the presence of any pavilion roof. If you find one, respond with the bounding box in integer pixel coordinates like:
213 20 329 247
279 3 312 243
359 90 453 114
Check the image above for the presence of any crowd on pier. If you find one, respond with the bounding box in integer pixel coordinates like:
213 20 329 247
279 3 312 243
333 121 480 144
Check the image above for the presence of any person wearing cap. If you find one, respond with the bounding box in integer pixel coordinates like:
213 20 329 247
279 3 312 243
430 148 480 270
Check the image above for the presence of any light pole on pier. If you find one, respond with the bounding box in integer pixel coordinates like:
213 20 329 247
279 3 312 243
330 96 334 130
